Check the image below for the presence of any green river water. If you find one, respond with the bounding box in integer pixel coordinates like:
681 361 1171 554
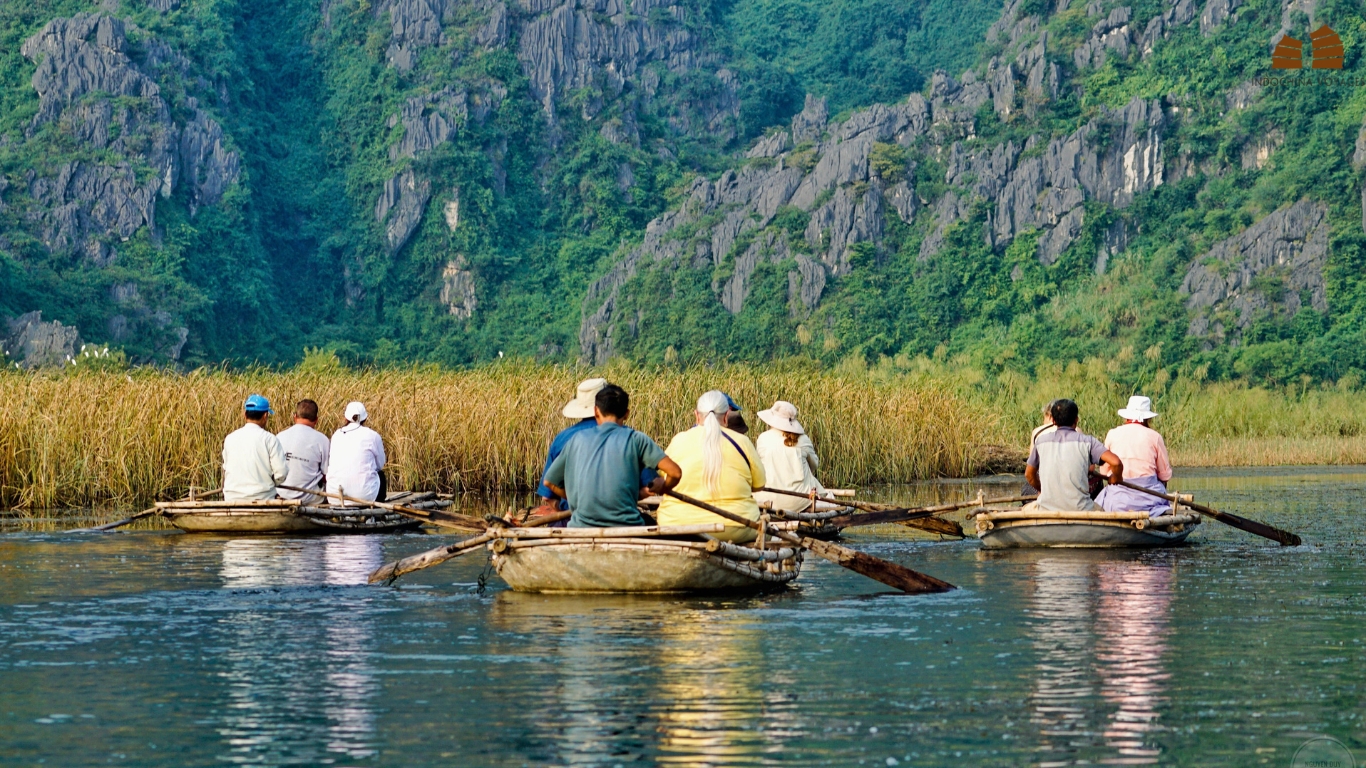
1 467 1363 767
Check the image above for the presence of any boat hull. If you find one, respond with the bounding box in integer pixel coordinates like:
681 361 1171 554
978 519 1195 549
493 540 801 594
164 508 424 534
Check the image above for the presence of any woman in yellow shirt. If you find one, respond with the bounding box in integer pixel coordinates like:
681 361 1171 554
656 390 766 542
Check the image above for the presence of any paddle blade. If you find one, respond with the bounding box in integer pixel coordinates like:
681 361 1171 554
1206 508 1302 546
904 516 964 537
801 537 956 594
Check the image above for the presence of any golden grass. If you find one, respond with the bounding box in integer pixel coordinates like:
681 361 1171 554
0 361 984 509
5 356 1364 511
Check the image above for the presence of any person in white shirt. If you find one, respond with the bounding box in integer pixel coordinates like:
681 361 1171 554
222 394 288 501
277 399 330 505
751 400 832 514
327 401 387 505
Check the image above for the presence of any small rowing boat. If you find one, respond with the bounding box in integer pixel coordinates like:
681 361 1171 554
488 522 804 593
973 507 1201 549
158 491 443 534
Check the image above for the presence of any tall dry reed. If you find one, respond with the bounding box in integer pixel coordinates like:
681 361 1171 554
0 362 986 510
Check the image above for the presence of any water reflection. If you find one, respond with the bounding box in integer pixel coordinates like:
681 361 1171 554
489 594 797 766
1025 554 1174 766
216 537 382 764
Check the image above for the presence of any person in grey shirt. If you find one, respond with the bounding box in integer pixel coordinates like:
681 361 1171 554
1025 399 1123 511
277 399 330 505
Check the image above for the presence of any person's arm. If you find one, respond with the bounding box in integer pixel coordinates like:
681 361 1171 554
1099 449 1123 484
269 437 288 485
650 456 683 494
543 449 569 501
1025 442 1041 491
801 436 820 472
1154 433 1173 482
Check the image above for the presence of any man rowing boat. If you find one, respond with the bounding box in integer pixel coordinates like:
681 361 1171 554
1025 399 1123 511
541 384 682 528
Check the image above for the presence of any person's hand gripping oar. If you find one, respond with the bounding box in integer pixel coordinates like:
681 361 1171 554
664 490 955 594
1089 472 1301 546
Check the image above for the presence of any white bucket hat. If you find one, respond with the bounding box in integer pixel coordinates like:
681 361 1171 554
562 378 607 419
1117 395 1158 421
757 400 804 435
344 401 369 423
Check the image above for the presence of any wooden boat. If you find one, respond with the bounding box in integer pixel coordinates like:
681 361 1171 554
973 507 1201 549
158 491 443 534
488 522 804 594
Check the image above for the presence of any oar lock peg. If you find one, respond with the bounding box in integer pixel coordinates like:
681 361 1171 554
490 537 510 554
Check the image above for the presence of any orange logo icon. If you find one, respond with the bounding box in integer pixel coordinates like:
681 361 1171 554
1271 25 1344 69
1310 24 1343 68
1272 34 1302 69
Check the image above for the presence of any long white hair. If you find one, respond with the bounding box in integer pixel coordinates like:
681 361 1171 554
697 390 731 496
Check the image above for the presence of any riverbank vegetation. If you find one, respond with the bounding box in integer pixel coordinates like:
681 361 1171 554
3 354 1365 511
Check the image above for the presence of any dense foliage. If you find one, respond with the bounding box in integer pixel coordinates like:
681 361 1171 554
1 0 1363 391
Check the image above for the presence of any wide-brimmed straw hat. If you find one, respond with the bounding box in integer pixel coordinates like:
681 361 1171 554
758 400 804 435
562 378 607 419
1117 395 1158 421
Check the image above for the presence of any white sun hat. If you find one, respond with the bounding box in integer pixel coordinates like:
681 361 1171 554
1117 395 1158 421
344 401 369 423
562 378 607 419
757 400 804 435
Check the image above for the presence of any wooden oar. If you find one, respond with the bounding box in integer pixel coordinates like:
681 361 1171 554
368 511 572 583
759 486 969 536
72 487 224 532
825 494 1038 530
664 490 955 594
1093 475 1302 547
278 485 487 532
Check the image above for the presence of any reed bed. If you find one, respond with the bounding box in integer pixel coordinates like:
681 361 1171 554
0 362 986 510
5 357 1363 512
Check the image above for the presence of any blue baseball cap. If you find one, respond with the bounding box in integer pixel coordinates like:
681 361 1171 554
723 393 742 411
243 394 274 414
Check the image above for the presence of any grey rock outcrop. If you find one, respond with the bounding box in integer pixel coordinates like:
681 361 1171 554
376 0 452 69
391 87 469 161
515 0 737 138
2 312 82 369
1200 0 1238 34
923 96 1163 263
20 14 239 253
440 256 478 318
579 94 932 362
375 169 432 254
1181 200 1328 339
1074 7 1132 70
1138 0 1197 56
791 95 828 142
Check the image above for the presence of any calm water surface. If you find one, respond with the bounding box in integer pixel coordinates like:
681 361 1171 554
2 467 1364 767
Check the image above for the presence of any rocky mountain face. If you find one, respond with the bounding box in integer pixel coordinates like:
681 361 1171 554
5 11 239 363
577 0 1348 370
0 0 1358 380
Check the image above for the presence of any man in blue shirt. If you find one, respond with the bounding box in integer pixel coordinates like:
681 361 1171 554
542 384 682 528
535 378 658 516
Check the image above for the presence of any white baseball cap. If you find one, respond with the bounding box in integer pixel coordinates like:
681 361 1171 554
344 401 369 422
